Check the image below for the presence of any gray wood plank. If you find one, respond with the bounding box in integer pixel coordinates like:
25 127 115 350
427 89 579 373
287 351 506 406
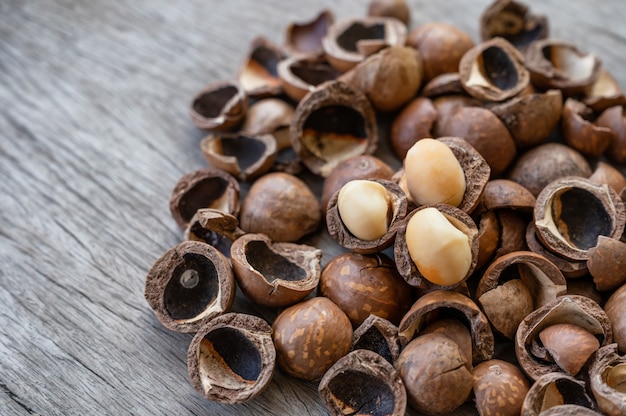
1 0 625 415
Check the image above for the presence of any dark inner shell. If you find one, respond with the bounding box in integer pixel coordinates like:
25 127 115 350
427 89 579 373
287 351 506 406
326 370 395 415
202 327 262 382
179 177 229 224
553 188 612 250
481 46 519 90
245 240 307 283
164 253 219 320
291 62 338 86
302 105 367 146
504 22 545 49
336 22 385 53
192 85 238 118
218 136 267 171
353 326 393 363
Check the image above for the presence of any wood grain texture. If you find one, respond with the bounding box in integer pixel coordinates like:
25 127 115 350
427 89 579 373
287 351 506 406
1 0 625 415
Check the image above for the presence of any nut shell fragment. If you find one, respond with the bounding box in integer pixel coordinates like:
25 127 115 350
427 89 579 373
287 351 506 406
187 313 275 404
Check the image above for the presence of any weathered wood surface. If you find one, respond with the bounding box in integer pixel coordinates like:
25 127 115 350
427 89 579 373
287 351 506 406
1 0 625 415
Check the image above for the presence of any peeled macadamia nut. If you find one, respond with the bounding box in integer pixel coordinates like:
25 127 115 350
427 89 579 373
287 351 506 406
405 207 472 286
404 138 466 207
337 180 391 241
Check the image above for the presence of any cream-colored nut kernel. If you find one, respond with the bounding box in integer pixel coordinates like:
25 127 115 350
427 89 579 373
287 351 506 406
406 207 472 286
404 138 466 207
337 180 391 241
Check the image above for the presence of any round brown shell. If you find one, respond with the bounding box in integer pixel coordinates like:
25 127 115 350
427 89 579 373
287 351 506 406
589 343 626 416
479 0 548 50
144 240 236 333
290 80 378 177
521 372 598 416
318 349 407 416
284 9 334 56
397 290 494 365
237 36 285 98
189 80 248 131
169 168 240 231
459 37 530 102
515 295 613 381
534 176 626 261
230 233 321 307
277 54 339 102
561 98 615 158
187 312 275 404
352 314 401 364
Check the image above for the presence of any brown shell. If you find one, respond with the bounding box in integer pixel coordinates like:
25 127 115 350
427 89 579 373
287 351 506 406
477 251 567 339
326 178 408 254
272 297 353 381
394 204 479 290
367 0 410 26
396 332 473 414
459 37 530 102
604 284 626 353
421 318 473 370
521 372 598 416
339 45 423 113
420 72 465 98
587 236 626 291
597 105 626 164
398 290 494 365
589 343 626 416
318 349 407 416
589 161 626 195
525 222 588 278
319 252 413 326
284 9 334 56
321 154 394 213
189 80 248 131
184 208 243 257
239 172 321 242
534 176 626 261
322 17 407 73
494 209 529 259
515 295 613 381
525 39 602 97
472 359 530 416
169 168 240 231
474 210 500 270
507 143 592 197
437 106 516 177
241 98 294 136
352 314 401 364
561 98 615 158
387 98 428 169
438 136 491 214
187 312 275 403
200 132 276 181
291 80 378 177
237 36 285 98
144 240 236 333
277 54 339 102
406 22 474 82
479 0 548 50
489 89 563 149
230 233 321 307
477 179 536 214
584 69 626 112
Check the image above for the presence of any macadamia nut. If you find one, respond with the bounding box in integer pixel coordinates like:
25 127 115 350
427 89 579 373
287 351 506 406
404 138 466 206
405 207 472 286
337 180 391 241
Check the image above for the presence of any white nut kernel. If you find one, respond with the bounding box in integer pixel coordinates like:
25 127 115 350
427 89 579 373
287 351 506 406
404 138 466 207
337 180 391 241
405 207 472 286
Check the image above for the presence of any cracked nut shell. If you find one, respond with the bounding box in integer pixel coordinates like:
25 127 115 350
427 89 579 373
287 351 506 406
230 233 322 307
144 240 236 333
290 80 378 177
318 349 407 416
187 312 275 404
189 80 248 131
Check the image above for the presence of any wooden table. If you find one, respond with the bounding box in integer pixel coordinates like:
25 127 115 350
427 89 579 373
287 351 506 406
1 1 625 414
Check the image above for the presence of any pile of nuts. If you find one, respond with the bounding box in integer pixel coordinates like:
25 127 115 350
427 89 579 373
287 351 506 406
144 0 626 414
